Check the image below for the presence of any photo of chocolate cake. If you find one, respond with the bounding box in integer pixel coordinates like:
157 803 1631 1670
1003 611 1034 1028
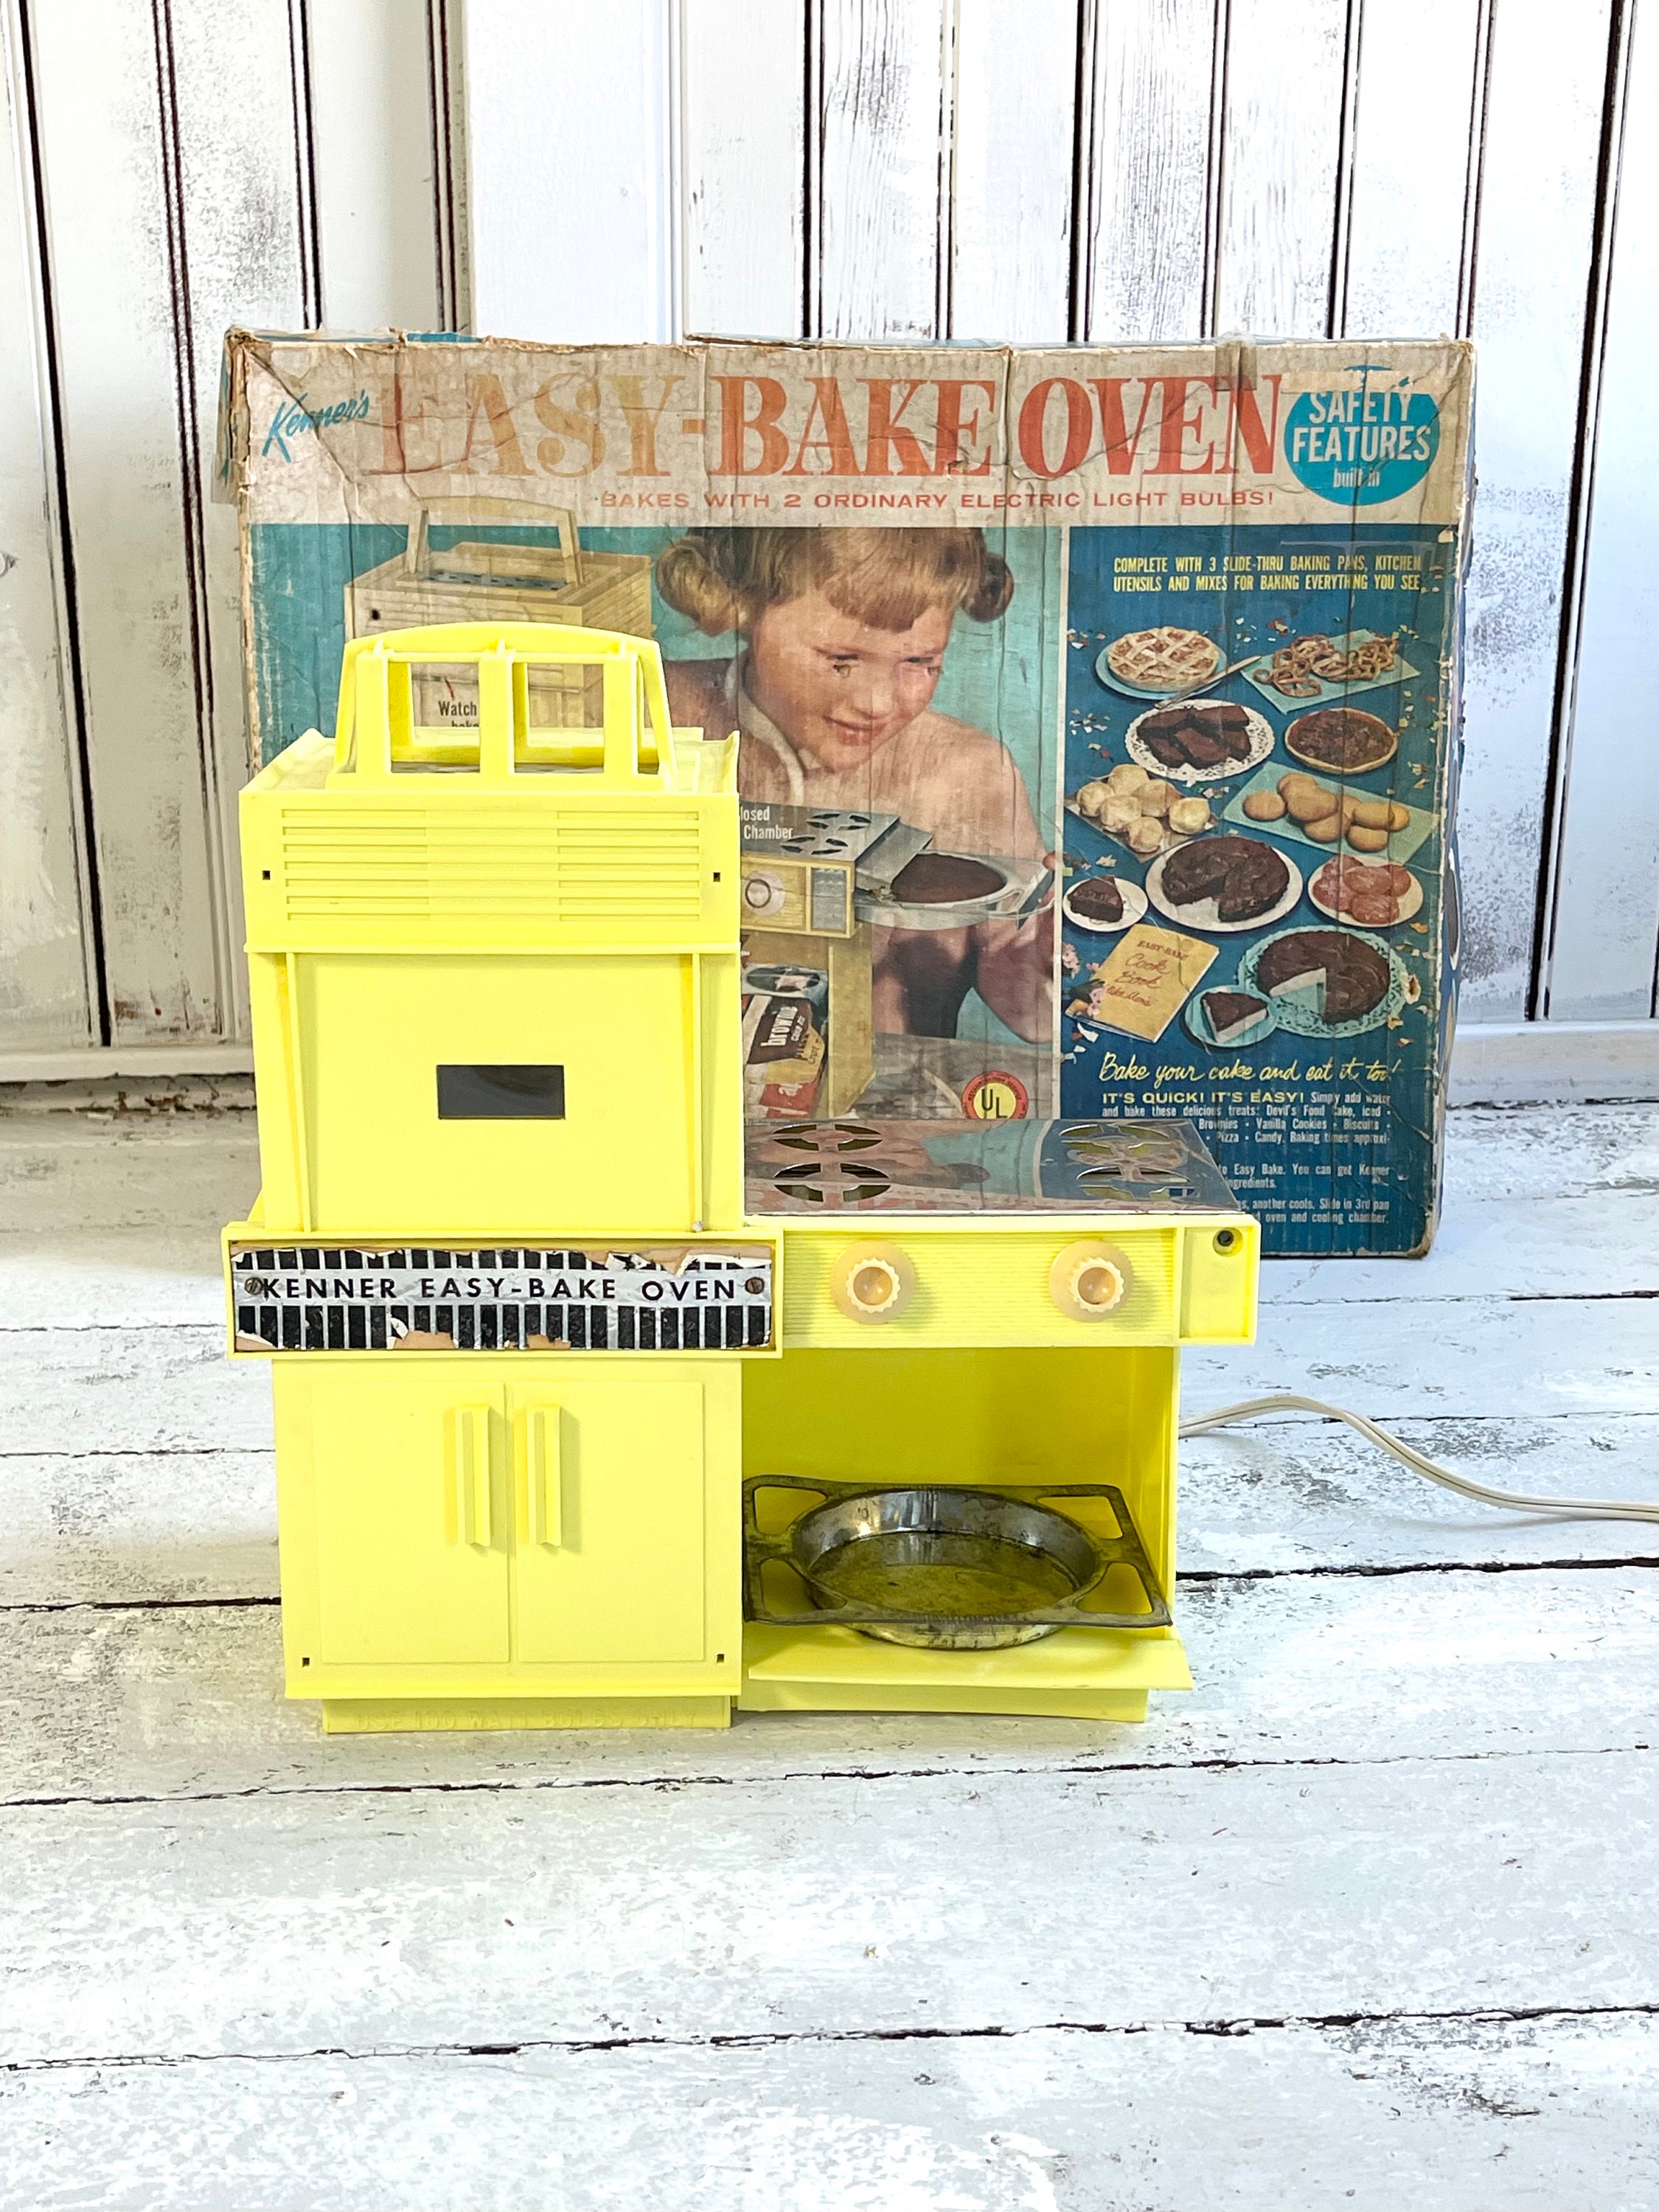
1158 835 1290 923
1068 874 1124 923
888 853 1007 905
1254 928 1392 1024
1134 699 1258 773
1200 988 1268 1045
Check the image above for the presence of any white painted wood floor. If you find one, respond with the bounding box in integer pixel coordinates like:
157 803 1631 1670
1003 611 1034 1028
0 1091 1654 2211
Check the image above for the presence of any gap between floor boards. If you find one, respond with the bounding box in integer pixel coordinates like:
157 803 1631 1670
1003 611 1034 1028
4 1738 1651 1817
4 2000 1656 2076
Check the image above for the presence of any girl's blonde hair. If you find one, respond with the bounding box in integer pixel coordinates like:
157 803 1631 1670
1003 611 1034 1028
655 526 1014 636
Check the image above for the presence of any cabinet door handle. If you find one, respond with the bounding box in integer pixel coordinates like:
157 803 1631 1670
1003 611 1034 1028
518 1406 563 1548
445 1405 493 1548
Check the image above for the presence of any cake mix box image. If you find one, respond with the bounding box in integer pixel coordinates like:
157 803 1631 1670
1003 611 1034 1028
742 961 831 1119
219 332 1471 1253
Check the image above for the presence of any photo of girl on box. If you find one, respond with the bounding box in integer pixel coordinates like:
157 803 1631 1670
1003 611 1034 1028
657 526 1054 1048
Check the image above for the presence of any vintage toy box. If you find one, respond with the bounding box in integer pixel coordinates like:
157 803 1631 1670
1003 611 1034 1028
219 332 1472 1254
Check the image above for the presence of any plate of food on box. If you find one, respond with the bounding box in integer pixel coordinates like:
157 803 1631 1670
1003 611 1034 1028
1061 870 1150 935
1125 696 1275 785
1145 833 1303 934
1307 854 1422 928
1285 704 1399 773
1226 769 1427 860
1245 629 1419 708
1068 762 1215 858
1095 626 1222 700
1185 981 1279 1050
1238 925 1408 1038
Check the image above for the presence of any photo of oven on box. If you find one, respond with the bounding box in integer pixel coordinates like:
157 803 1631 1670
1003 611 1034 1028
222 331 1469 1253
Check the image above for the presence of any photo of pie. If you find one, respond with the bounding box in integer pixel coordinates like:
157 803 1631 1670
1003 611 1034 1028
1099 627 1221 696
1285 706 1399 773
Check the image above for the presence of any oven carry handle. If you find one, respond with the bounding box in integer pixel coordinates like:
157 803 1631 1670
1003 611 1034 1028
406 497 582 585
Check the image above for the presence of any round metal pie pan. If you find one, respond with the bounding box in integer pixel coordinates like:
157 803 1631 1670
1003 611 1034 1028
788 1484 1101 1649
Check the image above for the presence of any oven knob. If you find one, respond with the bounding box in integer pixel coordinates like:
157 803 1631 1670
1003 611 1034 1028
829 1242 917 1324
1049 1240 1130 1320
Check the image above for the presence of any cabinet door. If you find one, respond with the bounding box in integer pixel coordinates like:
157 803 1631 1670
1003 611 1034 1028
510 1377 708 1665
310 1374 510 1666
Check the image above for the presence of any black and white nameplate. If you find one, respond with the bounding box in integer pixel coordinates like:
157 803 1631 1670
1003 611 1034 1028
229 1244 774 1353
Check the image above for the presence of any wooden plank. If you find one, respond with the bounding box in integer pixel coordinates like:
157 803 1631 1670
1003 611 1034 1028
1 1406 1646 1611
949 0 1076 344
0 1453 276 1608
1543 0 1659 1020
1 1105 1651 1324
26 0 310 1043
1211 0 1352 337
1262 1189 1659 1302
1186 1290 1658 1421
307 0 442 331
25 0 220 1041
0 1288 1649 1460
462 0 679 340
2 1173 1652 1340
1338 0 1484 336
1455 0 1613 1020
1 1097 1647 1231
167 0 313 1036
1436 1100 1658 1202
0 1107 259 1236
814 0 950 339
0 1329 272 1456
1179 1413 1658 1573
681 0 805 338
0 18 91 1049
1076 0 1219 342
1 1749 1649 2059
3 2011 1651 2212
3 1564 1649 1803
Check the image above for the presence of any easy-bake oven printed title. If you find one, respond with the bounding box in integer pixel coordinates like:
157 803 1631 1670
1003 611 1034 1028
257 366 1444 509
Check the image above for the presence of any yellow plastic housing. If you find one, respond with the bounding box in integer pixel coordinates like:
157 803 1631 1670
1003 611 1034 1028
228 622 1262 1733
240 626 743 1240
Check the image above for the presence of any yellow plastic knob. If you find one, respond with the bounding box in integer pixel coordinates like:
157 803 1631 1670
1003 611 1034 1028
1049 1240 1130 1321
829 1242 917 1324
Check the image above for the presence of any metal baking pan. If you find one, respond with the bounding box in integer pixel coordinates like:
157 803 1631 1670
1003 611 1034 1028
742 1475 1171 1649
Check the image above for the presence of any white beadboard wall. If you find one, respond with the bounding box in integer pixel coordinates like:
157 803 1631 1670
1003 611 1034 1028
0 0 1653 1057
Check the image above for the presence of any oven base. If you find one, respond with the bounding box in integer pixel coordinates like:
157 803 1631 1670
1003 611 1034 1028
737 1621 1189 1722
740 1682 1153 1722
320 1695 732 1734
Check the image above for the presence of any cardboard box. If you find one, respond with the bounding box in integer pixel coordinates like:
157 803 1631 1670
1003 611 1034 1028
220 332 1472 1253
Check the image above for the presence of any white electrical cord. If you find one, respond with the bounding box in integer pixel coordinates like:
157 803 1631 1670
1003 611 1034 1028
1178 1393 1659 1527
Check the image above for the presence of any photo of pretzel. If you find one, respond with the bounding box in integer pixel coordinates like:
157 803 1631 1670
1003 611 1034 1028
1267 631 1397 696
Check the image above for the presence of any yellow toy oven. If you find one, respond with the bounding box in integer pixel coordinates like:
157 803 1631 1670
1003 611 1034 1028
226 623 1258 1733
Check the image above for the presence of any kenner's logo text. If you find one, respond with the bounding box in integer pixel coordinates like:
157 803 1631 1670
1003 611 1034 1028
264 389 371 461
